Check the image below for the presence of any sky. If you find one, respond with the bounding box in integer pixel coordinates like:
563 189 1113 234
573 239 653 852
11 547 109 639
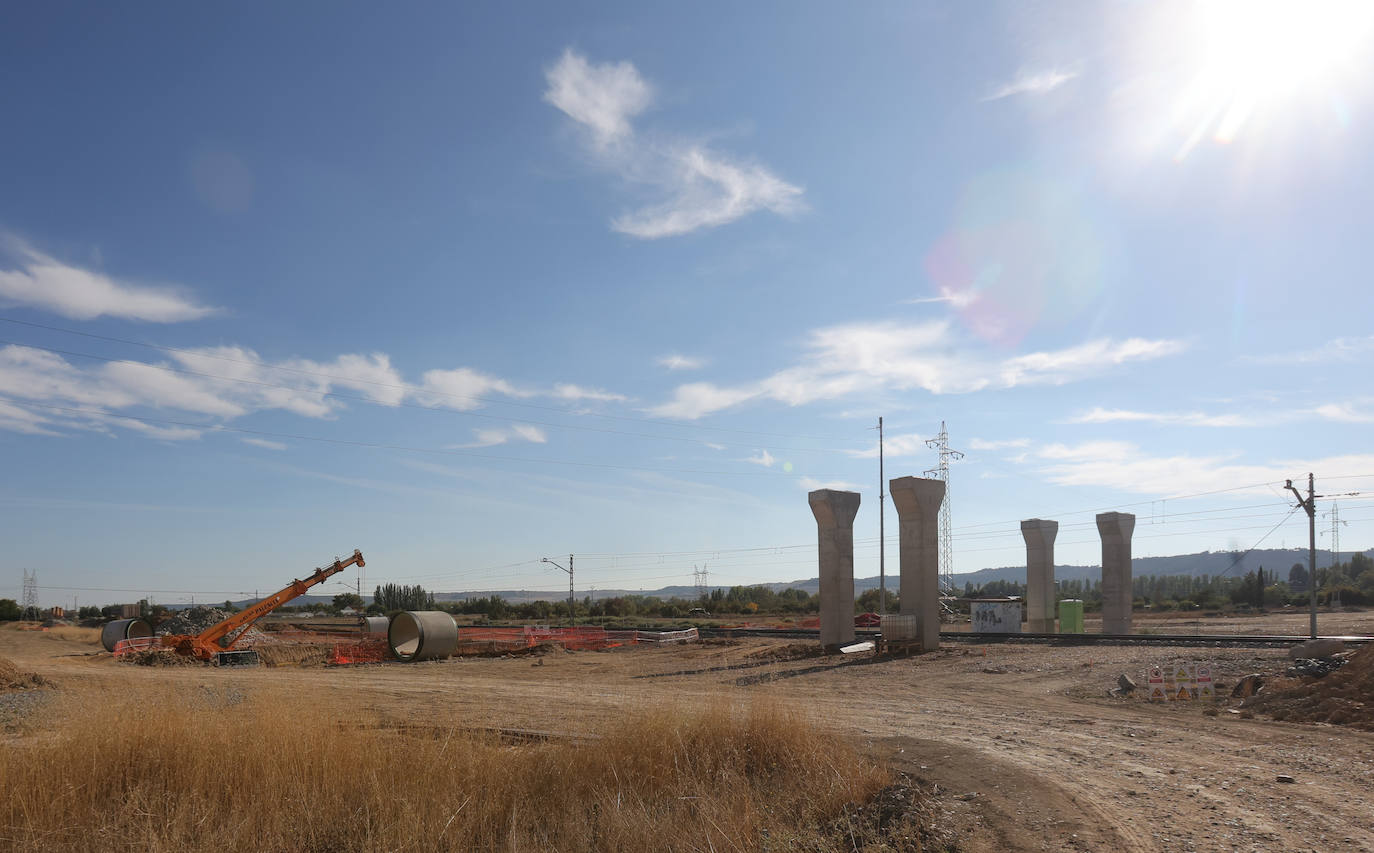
3 1 1374 609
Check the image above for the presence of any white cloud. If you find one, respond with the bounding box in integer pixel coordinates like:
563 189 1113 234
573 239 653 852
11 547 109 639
417 367 528 410
610 147 804 239
455 425 548 449
545 50 803 239
846 432 928 459
904 288 980 309
0 343 534 441
241 438 287 451
968 437 1031 451
0 236 218 322
553 383 627 403
1067 407 1249 428
799 476 860 492
983 69 1077 102
1029 440 1374 497
657 353 705 371
544 49 652 147
744 449 776 467
1313 403 1374 424
1247 336 1374 365
703 442 726 451
647 320 1186 419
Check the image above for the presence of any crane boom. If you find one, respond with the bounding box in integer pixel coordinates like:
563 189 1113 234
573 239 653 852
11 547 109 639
162 549 364 661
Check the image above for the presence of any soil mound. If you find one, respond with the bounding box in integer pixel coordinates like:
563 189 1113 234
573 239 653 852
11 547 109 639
0 655 52 691
1246 643 1374 730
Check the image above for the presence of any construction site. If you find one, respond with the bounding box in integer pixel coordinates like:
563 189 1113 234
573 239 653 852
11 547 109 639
4 476 1374 853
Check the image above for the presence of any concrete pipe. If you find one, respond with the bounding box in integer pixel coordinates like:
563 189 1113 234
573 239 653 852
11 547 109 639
388 611 458 662
101 618 152 652
361 616 390 635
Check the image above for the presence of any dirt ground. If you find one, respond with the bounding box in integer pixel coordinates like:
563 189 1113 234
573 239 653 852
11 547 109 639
4 612 1373 853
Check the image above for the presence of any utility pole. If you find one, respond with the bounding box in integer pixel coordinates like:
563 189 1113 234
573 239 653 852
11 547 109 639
1286 474 1319 639
878 416 886 615
542 554 575 627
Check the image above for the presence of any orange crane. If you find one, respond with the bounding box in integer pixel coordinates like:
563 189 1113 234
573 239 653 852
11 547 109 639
161 549 364 665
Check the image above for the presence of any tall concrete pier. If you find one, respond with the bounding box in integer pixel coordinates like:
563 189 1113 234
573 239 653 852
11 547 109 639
810 489 861 649
1097 512 1136 634
889 476 945 650
1021 519 1059 633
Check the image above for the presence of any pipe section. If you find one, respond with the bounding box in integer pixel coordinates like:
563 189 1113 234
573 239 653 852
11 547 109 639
361 616 390 635
100 618 152 652
388 611 458 662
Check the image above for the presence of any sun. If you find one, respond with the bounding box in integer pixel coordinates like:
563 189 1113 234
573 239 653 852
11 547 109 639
1173 0 1374 156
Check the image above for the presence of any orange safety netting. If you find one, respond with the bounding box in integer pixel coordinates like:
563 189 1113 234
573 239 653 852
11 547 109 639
328 638 390 664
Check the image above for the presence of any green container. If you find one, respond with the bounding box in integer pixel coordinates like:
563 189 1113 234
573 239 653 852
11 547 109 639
1058 599 1085 634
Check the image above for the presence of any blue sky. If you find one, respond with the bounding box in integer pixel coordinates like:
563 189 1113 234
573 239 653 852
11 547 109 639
3 1 1373 608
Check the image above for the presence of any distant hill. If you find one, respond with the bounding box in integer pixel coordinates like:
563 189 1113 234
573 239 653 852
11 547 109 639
229 546 1369 609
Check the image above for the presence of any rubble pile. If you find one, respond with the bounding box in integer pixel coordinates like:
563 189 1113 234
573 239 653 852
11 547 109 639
1246 643 1374 730
121 649 203 667
0 655 52 692
156 606 265 645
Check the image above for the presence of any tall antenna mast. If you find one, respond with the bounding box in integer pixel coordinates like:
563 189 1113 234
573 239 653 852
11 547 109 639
924 421 963 595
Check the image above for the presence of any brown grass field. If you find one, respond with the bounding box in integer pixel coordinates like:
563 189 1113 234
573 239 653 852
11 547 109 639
0 675 890 852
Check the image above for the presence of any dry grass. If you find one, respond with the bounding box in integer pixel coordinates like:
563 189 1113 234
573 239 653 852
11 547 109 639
41 626 102 645
0 685 890 852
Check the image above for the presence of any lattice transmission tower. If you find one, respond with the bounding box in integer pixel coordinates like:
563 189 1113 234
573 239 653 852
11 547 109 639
924 422 963 595
21 569 40 620
693 564 710 602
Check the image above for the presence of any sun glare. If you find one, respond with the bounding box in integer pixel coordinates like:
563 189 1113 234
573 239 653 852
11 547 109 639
1174 0 1374 157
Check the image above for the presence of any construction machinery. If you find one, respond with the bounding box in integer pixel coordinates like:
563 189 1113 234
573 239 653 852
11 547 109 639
160 549 364 665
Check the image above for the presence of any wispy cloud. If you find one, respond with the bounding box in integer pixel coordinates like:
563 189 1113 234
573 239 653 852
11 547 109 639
1313 403 1374 424
846 432 928 459
744 449 776 467
1029 440 1374 498
552 383 626 403
904 288 980 309
454 425 548 449
0 235 219 323
545 50 803 239
982 69 1077 102
543 49 652 147
0 343 537 440
657 354 705 371
647 319 1186 419
799 476 860 492
1248 336 1374 365
968 437 1031 451
1066 407 1249 428
240 437 287 451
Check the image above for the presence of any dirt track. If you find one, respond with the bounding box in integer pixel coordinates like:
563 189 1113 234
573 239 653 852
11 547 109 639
5 614 1373 853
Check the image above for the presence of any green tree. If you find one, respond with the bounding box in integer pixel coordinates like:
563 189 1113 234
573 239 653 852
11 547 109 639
332 592 364 612
373 584 435 611
1288 562 1309 592
0 598 21 621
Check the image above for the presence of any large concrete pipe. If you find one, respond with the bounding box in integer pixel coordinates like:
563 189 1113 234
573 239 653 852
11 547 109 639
361 616 389 635
388 611 458 662
101 618 152 652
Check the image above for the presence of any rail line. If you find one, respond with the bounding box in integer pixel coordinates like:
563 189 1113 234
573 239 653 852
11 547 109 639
696 627 1374 648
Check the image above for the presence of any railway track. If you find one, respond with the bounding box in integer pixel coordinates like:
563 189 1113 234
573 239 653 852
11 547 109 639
697 626 1374 648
